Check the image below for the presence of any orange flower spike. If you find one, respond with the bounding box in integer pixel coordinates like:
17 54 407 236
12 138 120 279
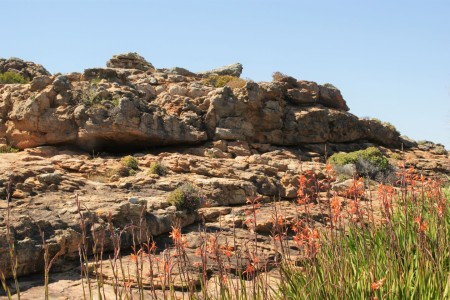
243 263 255 275
437 203 445 218
311 229 320 239
169 226 182 243
221 275 228 284
414 216 428 233
371 278 386 291
223 246 233 258
149 241 157 252
130 253 138 263
299 175 307 187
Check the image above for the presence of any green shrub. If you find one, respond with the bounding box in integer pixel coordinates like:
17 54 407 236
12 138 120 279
0 71 28 84
0 145 19 153
203 75 246 88
328 147 391 179
148 162 166 176
121 155 139 170
167 183 203 213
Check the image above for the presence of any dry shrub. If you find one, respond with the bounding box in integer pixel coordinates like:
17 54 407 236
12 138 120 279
204 75 247 88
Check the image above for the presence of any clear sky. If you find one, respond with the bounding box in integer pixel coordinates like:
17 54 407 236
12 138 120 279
3 0 450 148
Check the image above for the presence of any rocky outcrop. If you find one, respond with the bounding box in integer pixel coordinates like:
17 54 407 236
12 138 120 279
106 52 155 72
0 57 51 81
198 62 243 77
0 54 404 151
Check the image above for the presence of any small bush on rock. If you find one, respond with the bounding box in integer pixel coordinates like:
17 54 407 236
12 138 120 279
121 155 139 170
203 75 246 88
0 71 28 84
272 71 288 82
148 162 167 176
328 147 392 179
111 165 131 177
167 183 203 213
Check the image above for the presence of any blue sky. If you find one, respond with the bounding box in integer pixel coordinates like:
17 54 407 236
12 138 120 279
3 0 450 148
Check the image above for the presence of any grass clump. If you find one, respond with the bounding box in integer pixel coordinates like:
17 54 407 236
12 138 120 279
121 155 138 170
167 183 203 213
328 147 391 179
148 161 166 176
0 72 28 84
204 75 246 88
0 145 19 153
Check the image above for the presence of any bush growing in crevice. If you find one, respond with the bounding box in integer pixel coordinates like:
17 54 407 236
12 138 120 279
167 183 204 213
328 147 393 180
0 71 28 84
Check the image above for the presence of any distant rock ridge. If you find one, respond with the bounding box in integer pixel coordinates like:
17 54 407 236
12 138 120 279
0 52 409 151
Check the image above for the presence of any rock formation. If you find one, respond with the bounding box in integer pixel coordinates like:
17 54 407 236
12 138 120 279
106 52 155 72
0 53 448 296
0 53 407 152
